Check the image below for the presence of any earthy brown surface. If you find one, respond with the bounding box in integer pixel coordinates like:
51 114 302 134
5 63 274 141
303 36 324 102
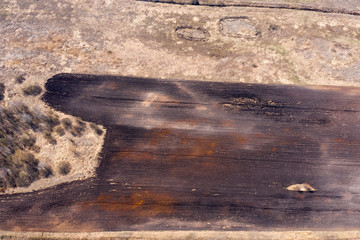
1 0 360 238
2 73 360 232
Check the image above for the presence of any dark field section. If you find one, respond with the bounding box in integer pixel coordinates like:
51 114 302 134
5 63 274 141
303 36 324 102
2 73 360 231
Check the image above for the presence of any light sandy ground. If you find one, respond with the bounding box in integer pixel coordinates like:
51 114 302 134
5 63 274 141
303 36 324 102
2 230 360 240
1 0 359 87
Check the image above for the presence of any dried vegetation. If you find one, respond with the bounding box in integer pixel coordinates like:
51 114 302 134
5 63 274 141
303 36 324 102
0 83 5 101
0 78 105 193
0 102 58 191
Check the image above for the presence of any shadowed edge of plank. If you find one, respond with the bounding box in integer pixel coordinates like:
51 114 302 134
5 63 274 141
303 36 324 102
2 230 360 239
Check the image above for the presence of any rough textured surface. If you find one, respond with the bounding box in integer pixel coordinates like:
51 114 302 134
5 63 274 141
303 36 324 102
3 74 360 233
1 0 360 87
2 230 360 240
1 0 360 238
143 0 360 14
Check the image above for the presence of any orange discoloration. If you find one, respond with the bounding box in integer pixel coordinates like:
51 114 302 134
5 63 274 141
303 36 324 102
222 120 234 127
145 129 172 146
174 118 207 127
333 138 346 144
234 135 248 145
186 139 216 157
272 147 278 152
111 150 158 162
294 193 307 200
80 191 175 217
98 81 120 91
284 129 290 132
168 137 219 161
254 133 265 138
206 142 216 155
111 151 132 161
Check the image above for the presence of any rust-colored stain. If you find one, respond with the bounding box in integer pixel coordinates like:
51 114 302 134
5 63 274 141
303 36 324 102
98 81 120 90
145 129 172 146
112 150 158 162
254 133 265 138
80 191 175 217
222 120 234 127
207 142 216 155
174 118 209 127
169 137 218 161
271 147 278 152
293 193 307 200
333 138 346 144
236 135 248 145
174 119 198 127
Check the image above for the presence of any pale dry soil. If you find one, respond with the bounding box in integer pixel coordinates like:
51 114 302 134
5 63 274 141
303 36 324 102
2 230 360 240
1 0 359 86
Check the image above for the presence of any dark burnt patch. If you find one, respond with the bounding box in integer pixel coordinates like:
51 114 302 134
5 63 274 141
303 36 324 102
300 116 331 125
221 93 331 125
221 93 285 119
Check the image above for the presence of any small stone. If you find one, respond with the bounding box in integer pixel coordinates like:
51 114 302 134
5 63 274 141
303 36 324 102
219 17 258 38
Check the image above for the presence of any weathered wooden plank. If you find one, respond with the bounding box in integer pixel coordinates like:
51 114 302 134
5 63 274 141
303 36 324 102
2 73 360 231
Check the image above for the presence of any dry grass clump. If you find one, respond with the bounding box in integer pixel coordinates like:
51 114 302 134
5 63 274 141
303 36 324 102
70 119 87 137
22 84 43 96
61 118 72 130
90 123 104 136
44 131 57 145
58 161 71 175
43 113 60 131
60 117 89 137
0 83 5 101
55 126 65 136
15 75 26 84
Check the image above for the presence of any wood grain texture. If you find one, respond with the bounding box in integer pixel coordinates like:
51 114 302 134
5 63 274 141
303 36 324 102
2 73 360 231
